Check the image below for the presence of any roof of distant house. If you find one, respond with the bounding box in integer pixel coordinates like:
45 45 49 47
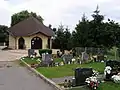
8 16 54 37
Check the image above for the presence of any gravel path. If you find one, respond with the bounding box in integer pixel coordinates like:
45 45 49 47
51 76 74 84
51 74 104 84
0 50 27 61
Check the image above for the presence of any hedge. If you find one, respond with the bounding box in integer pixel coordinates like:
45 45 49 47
39 49 52 56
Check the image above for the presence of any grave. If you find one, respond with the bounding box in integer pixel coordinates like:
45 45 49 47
81 52 89 63
104 60 120 81
41 53 52 66
74 68 93 86
28 49 37 57
61 54 73 64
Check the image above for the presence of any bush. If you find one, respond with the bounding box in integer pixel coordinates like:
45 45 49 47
39 49 52 56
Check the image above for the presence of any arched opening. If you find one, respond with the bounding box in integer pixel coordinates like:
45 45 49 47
18 37 25 49
48 38 50 49
31 37 42 49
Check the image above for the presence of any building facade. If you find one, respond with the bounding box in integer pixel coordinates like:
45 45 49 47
8 17 53 49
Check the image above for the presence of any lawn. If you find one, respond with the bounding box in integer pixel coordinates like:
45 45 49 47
69 82 120 90
98 82 120 90
21 57 105 78
36 62 105 78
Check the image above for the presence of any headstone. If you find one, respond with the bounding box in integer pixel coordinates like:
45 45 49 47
28 49 36 57
75 68 93 86
61 54 73 64
81 52 89 63
42 54 52 66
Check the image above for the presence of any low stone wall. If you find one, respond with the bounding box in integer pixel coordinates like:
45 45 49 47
21 60 64 90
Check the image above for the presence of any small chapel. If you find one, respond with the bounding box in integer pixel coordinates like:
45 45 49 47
8 16 54 49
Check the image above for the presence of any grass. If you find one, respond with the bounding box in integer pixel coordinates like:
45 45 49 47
69 82 120 90
54 58 63 63
22 57 105 78
22 57 39 64
107 47 119 60
97 82 120 90
36 62 105 78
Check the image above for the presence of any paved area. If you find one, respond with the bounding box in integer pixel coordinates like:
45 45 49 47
0 50 27 61
51 75 104 84
0 62 56 90
0 50 57 90
51 76 73 84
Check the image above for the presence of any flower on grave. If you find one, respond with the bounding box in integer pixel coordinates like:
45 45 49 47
93 70 99 76
72 58 76 62
112 75 120 83
101 60 104 62
104 66 112 75
60 62 64 66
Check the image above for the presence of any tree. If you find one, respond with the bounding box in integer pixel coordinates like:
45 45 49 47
74 6 120 49
0 25 8 43
11 10 43 26
74 14 91 47
89 5 105 47
64 27 72 50
52 24 72 51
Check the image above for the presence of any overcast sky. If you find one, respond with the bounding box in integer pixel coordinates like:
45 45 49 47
1 0 120 30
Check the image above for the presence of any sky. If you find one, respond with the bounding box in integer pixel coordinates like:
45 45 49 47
1 0 120 31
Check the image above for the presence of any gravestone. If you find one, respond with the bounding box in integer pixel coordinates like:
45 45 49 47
42 53 52 66
61 54 73 64
28 49 36 57
75 68 93 86
81 52 89 63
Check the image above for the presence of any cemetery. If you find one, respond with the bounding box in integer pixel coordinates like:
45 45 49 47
20 47 120 90
1 5 120 90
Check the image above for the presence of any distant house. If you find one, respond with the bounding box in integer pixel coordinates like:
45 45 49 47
8 17 54 49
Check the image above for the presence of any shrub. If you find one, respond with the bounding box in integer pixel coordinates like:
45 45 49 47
39 49 52 56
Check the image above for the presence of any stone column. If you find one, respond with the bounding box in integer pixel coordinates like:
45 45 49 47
50 38 52 49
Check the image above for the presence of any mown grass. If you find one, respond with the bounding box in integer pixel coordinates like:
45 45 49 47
70 82 120 90
22 57 105 78
98 82 120 90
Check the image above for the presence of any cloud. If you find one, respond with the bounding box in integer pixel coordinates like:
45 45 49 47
0 0 120 30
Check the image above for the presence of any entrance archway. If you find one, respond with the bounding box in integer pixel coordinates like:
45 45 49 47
18 37 25 49
31 37 42 49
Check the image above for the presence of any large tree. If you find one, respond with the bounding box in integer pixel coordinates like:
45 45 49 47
0 25 8 43
52 24 72 51
74 6 120 49
89 6 105 47
11 10 43 26
74 14 91 47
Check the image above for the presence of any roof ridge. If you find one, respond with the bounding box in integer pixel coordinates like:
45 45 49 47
32 16 53 31
8 16 53 37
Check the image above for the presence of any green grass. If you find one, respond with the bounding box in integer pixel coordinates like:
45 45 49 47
107 47 119 60
69 82 120 90
54 58 63 63
36 62 105 78
97 82 120 90
22 57 39 64
22 57 105 78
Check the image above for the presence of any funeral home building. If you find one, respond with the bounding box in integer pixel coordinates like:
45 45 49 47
8 16 54 49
